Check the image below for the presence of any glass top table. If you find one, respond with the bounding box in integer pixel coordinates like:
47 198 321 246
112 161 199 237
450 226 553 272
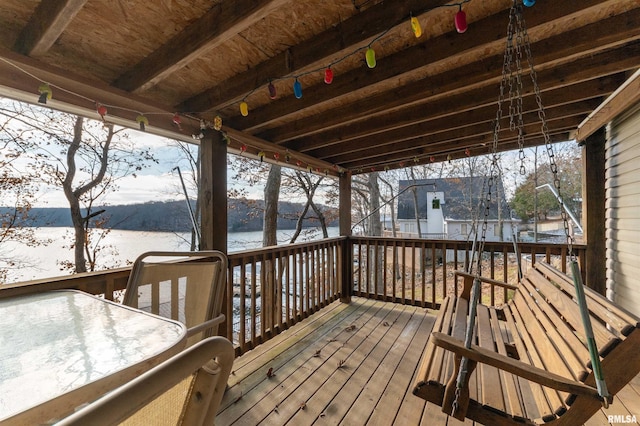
0 290 187 424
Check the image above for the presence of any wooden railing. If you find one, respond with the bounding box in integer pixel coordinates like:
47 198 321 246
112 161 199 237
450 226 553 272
225 238 344 354
350 236 586 308
0 267 130 300
0 237 585 356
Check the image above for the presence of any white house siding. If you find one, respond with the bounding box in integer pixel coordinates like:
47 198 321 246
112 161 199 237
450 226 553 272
605 104 640 316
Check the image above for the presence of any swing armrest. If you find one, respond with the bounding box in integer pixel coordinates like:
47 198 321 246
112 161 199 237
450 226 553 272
431 332 600 399
454 271 518 300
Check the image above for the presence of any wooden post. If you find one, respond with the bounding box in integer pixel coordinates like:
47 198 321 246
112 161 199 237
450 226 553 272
339 171 352 303
581 127 606 295
199 130 227 253
199 130 229 338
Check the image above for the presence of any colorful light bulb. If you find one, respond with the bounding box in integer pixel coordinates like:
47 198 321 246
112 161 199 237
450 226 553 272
455 8 467 33
411 16 422 38
324 67 334 84
240 101 249 117
172 112 182 130
268 81 277 99
293 79 303 99
523 0 535 6
136 115 149 131
38 83 52 104
213 115 222 131
97 103 107 119
365 47 376 68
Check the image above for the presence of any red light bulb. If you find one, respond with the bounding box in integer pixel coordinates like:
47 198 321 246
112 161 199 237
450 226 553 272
455 9 467 33
324 68 334 84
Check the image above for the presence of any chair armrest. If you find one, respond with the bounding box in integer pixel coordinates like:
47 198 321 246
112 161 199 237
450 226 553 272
454 271 518 300
431 332 600 399
187 314 225 337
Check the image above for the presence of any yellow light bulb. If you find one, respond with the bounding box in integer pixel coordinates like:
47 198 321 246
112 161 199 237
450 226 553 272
411 16 422 38
240 101 249 117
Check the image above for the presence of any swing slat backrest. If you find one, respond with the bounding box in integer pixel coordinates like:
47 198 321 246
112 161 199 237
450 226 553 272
413 261 640 425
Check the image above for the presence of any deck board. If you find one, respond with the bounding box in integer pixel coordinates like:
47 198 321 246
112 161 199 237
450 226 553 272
217 297 640 426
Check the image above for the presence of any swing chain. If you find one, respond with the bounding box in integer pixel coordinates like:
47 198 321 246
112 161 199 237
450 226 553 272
517 2 576 260
451 387 461 416
451 1 520 414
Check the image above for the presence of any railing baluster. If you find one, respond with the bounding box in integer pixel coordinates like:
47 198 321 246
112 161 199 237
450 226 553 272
240 260 246 351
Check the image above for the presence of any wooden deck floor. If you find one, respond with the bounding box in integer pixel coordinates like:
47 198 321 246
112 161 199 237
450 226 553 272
217 297 640 426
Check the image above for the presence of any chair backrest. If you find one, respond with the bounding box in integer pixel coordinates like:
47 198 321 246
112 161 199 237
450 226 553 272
57 336 235 426
123 251 227 346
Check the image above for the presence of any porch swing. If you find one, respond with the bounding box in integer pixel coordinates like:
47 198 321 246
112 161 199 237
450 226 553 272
412 2 640 425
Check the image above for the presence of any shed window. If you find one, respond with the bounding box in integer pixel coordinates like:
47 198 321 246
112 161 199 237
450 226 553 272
432 198 440 209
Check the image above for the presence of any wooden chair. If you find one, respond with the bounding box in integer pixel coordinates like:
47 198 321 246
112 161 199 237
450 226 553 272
413 261 640 425
123 251 227 346
57 336 235 426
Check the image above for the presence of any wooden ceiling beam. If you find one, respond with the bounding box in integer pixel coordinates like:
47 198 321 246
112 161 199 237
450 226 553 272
230 0 637 132
221 126 338 176
316 98 601 162
113 0 291 93
258 9 640 143
275 39 640 157
576 68 640 141
349 131 572 173
326 112 588 167
389 133 572 172
341 118 582 170
288 78 618 153
13 0 89 57
0 48 199 141
177 0 452 113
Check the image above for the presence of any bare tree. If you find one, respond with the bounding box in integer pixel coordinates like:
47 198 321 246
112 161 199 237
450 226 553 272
263 164 281 246
0 101 156 273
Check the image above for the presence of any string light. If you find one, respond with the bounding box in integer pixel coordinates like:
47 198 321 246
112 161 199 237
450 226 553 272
293 78 303 99
38 83 52 104
455 5 467 33
239 101 249 117
324 67 334 84
213 115 223 131
96 102 107 120
172 112 182 130
136 115 148 131
268 81 277 99
410 14 422 38
0 0 476 175
365 47 376 68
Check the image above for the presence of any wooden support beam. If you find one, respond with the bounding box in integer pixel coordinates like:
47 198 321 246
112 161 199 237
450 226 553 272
339 171 352 303
582 128 607 295
113 0 290 93
13 0 88 57
575 68 640 141
221 126 339 176
199 130 227 253
231 0 639 133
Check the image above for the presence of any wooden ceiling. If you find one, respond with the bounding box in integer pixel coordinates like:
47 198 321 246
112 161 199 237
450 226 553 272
0 0 638 176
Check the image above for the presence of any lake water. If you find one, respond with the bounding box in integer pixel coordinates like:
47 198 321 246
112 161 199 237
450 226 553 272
3 227 338 283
